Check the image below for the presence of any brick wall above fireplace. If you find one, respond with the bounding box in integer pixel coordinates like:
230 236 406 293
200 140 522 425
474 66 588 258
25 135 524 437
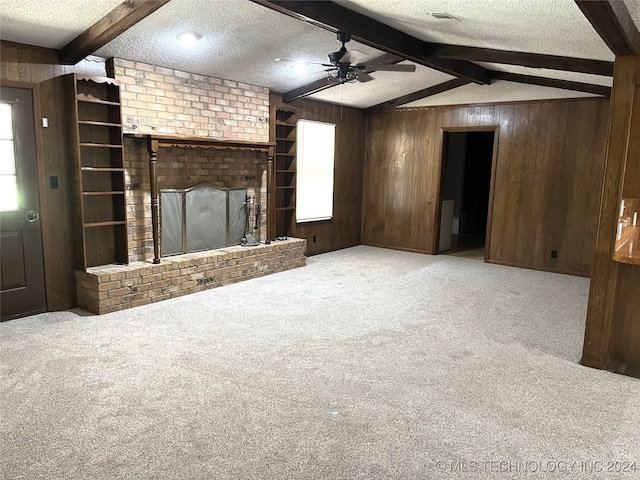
111 58 270 142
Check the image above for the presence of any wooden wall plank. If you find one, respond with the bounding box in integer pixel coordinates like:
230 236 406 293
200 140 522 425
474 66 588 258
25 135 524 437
480 104 496 125
564 101 598 272
467 105 481 126
17 45 32 83
554 103 581 269
423 108 442 252
36 76 77 309
502 104 529 263
581 99 610 270
545 102 569 270
516 103 540 266
433 108 445 249
457 105 468 127
29 47 56 84
1 43 20 81
489 104 515 261
533 102 557 267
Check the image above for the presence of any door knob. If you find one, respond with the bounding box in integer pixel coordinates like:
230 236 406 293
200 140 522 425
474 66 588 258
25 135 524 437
25 210 40 222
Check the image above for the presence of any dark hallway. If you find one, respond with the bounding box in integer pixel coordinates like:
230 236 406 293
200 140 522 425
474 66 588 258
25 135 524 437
439 130 495 259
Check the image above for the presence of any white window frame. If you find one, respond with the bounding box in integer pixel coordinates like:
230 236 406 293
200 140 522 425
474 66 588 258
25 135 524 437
296 119 335 223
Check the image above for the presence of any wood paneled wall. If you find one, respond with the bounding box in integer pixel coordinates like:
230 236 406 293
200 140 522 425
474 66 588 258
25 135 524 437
1 41 106 83
271 94 366 256
363 98 609 276
1 41 107 310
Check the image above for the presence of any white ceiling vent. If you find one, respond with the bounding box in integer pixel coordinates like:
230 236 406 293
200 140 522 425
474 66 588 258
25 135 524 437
430 12 459 20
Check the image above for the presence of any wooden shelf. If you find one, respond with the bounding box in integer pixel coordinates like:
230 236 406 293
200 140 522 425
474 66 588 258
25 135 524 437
81 167 124 172
82 191 125 196
84 220 126 228
76 97 120 106
79 120 122 128
79 142 123 148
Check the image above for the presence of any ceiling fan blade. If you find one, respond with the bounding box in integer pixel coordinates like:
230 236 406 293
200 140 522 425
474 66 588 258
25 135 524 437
275 58 327 67
356 64 417 72
356 72 375 83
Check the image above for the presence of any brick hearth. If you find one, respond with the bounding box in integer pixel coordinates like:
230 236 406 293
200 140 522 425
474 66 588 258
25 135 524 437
76 238 306 314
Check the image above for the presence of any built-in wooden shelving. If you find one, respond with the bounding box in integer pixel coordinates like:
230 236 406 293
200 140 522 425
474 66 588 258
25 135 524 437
68 74 128 269
273 109 297 237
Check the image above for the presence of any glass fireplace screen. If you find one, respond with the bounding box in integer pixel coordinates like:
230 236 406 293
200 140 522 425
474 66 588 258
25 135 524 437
160 183 246 257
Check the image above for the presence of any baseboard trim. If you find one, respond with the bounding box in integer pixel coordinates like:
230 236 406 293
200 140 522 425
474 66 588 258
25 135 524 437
486 259 590 278
361 242 433 255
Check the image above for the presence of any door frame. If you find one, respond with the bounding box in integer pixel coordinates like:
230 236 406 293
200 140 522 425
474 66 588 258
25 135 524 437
433 126 500 261
2 80 54 311
1 82 49 317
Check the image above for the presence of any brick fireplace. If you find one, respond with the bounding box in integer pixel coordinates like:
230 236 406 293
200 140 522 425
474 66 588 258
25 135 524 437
74 59 307 314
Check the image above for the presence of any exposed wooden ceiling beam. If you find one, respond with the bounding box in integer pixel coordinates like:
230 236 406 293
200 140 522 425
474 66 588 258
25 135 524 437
363 78 471 115
425 44 614 76
59 0 172 65
282 53 404 103
251 0 491 84
491 71 611 96
575 0 640 56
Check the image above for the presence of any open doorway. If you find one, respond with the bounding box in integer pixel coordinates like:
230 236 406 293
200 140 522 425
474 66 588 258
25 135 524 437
438 129 496 260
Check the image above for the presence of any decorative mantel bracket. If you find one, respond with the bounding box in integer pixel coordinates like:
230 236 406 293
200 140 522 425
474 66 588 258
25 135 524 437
134 133 276 264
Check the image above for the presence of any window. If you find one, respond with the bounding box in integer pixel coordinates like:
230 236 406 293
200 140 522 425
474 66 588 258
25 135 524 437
296 119 335 223
0 103 19 211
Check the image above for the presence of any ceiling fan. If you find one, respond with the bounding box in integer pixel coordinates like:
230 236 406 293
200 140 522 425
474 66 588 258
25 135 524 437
323 31 416 83
279 31 416 84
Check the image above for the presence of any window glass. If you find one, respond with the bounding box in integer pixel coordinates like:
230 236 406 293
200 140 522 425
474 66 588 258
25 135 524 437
296 119 335 223
0 103 18 211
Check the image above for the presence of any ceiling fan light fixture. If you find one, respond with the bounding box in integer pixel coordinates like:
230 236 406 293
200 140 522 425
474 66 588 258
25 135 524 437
327 69 357 84
177 32 201 46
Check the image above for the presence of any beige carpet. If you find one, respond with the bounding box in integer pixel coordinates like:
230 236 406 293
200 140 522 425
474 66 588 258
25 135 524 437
1 246 639 479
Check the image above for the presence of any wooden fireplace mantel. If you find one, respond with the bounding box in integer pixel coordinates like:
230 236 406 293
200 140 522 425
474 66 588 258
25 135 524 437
126 133 276 152
127 133 276 264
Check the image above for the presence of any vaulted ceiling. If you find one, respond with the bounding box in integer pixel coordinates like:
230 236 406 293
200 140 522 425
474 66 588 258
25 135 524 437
1 0 639 109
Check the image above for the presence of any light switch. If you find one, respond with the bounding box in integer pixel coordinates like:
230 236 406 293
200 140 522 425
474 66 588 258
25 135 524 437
42 117 48 128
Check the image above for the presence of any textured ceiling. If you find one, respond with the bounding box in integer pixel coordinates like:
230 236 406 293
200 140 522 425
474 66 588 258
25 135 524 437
341 0 614 60
96 0 385 94
0 0 122 49
1 0 639 109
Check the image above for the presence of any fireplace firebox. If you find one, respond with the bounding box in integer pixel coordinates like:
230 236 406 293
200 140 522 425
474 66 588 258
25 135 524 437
160 183 248 256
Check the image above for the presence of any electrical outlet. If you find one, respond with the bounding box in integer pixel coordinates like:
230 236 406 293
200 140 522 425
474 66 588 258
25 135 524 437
551 250 558 259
